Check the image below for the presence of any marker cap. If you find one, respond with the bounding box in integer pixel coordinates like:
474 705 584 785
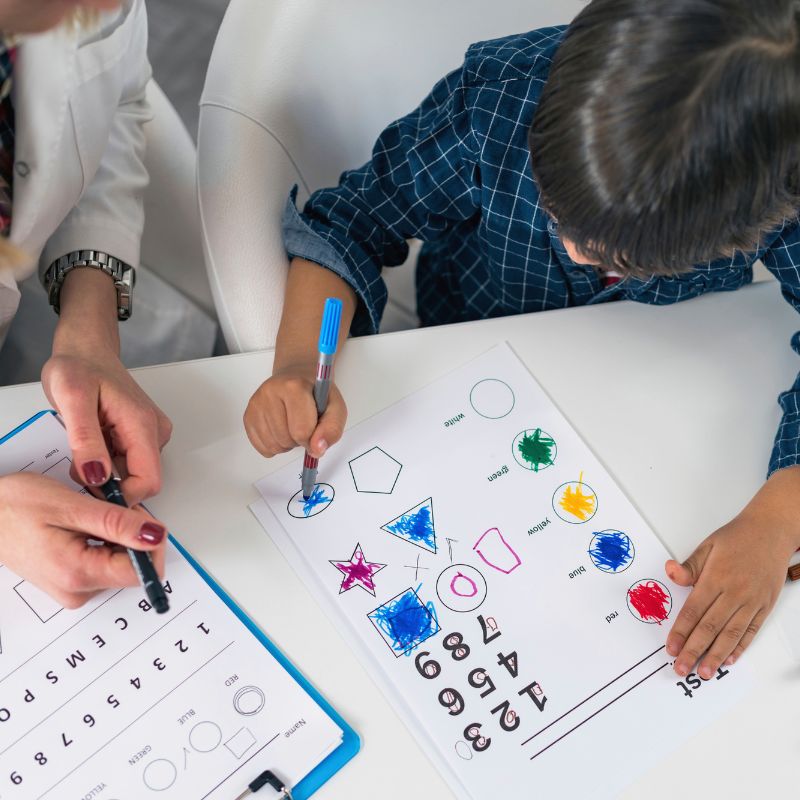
318 298 343 355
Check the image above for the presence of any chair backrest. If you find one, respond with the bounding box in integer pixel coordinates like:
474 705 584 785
142 80 215 318
198 0 585 352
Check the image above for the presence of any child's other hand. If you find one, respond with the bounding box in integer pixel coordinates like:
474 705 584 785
244 364 347 458
665 466 800 678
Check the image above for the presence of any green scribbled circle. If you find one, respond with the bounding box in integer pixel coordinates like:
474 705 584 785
512 428 557 472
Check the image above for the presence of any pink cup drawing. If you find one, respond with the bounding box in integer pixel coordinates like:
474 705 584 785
473 527 521 574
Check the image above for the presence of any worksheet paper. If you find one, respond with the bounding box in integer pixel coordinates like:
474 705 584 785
0 412 342 800
252 342 749 800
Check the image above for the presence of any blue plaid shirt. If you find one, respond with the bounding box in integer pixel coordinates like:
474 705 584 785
283 26 800 477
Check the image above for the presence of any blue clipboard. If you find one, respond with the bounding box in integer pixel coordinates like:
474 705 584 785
0 411 360 799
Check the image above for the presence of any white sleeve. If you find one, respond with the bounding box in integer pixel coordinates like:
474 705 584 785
39 0 152 279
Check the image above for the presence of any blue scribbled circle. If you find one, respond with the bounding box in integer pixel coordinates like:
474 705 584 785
588 530 635 573
287 483 335 518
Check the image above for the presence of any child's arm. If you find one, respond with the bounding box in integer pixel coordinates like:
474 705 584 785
244 258 356 459
669 220 800 674
665 466 800 677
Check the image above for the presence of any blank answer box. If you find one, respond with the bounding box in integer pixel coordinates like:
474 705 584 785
224 728 256 759
15 580 63 623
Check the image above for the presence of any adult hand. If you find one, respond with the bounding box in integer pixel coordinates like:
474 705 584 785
42 346 172 505
0 472 165 608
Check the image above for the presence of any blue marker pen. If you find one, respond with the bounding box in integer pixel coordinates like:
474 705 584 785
301 298 343 499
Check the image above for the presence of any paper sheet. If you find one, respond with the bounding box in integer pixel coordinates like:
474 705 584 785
0 412 342 799
253 342 749 800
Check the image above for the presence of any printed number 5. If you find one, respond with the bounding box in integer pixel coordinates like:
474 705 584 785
464 722 491 752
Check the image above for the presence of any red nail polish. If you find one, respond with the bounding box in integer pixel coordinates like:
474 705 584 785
138 523 165 545
83 461 107 486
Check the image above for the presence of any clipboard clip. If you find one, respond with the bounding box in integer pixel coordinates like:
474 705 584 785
234 769 293 799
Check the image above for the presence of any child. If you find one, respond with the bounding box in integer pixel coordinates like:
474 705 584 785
244 0 800 680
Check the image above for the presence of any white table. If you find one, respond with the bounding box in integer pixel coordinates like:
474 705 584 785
3 282 799 799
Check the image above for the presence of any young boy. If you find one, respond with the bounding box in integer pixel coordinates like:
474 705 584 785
244 0 800 681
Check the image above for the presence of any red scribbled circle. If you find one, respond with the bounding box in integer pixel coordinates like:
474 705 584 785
626 579 672 624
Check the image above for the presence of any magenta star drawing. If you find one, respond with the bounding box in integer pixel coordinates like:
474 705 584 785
330 543 387 596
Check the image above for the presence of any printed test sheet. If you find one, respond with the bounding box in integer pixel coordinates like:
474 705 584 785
0 412 342 800
252 342 750 800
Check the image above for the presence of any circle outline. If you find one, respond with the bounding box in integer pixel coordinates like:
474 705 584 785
588 529 635 573
511 428 557 472
436 564 488 613
287 483 335 519
625 578 672 624
469 379 516 419
233 685 266 716
552 479 599 524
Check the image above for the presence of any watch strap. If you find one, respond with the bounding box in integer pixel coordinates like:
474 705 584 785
45 250 135 321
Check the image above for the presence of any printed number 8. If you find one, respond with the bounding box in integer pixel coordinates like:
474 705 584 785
443 632 470 661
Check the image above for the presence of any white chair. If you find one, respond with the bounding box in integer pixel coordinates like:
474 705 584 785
197 0 586 353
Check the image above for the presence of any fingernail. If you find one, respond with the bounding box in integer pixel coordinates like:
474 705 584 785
317 439 329 455
138 523 165 545
83 460 107 486
724 655 736 666
675 663 688 677
699 665 712 680
666 643 678 656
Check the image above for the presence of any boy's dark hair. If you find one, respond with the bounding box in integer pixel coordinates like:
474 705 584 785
529 0 800 276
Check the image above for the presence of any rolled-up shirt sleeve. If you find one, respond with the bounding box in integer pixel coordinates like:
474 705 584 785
762 216 800 475
282 65 480 335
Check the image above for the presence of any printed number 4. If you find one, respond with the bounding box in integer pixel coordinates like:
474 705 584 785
496 650 519 678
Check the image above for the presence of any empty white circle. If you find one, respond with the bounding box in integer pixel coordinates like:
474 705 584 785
233 685 266 716
142 759 177 791
189 721 222 753
470 379 515 419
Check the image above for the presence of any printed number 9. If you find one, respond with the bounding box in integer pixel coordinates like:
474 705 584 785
464 722 491 752
438 688 465 716
10 771 21 784
83 714 95 728
414 651 442 679
443 632 470 661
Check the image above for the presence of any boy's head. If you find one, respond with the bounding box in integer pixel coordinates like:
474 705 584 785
529 0 800 276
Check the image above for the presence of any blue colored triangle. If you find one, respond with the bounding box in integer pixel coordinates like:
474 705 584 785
381 498 437 553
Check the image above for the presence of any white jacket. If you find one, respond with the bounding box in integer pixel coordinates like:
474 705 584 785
0 0 150 349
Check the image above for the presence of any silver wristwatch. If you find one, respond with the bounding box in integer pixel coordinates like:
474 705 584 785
45 250 136 320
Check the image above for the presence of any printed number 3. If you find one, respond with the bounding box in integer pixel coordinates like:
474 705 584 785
464 722 491 752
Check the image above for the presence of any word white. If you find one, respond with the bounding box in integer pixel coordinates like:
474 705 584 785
444 413 465 427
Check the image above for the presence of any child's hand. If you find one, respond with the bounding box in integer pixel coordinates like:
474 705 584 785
665 466 800 677
244 364 348 458
0 473 166 609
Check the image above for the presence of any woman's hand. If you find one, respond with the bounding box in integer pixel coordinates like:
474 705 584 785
42 346 172 505
0 472 166 608
666 465 800 677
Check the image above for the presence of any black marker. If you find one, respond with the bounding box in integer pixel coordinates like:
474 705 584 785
99 477 170 614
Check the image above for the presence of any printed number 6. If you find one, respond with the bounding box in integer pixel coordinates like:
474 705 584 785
464 722 491 752
414 651 442 679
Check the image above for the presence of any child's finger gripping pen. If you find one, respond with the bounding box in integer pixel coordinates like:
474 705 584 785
301 298 343 499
